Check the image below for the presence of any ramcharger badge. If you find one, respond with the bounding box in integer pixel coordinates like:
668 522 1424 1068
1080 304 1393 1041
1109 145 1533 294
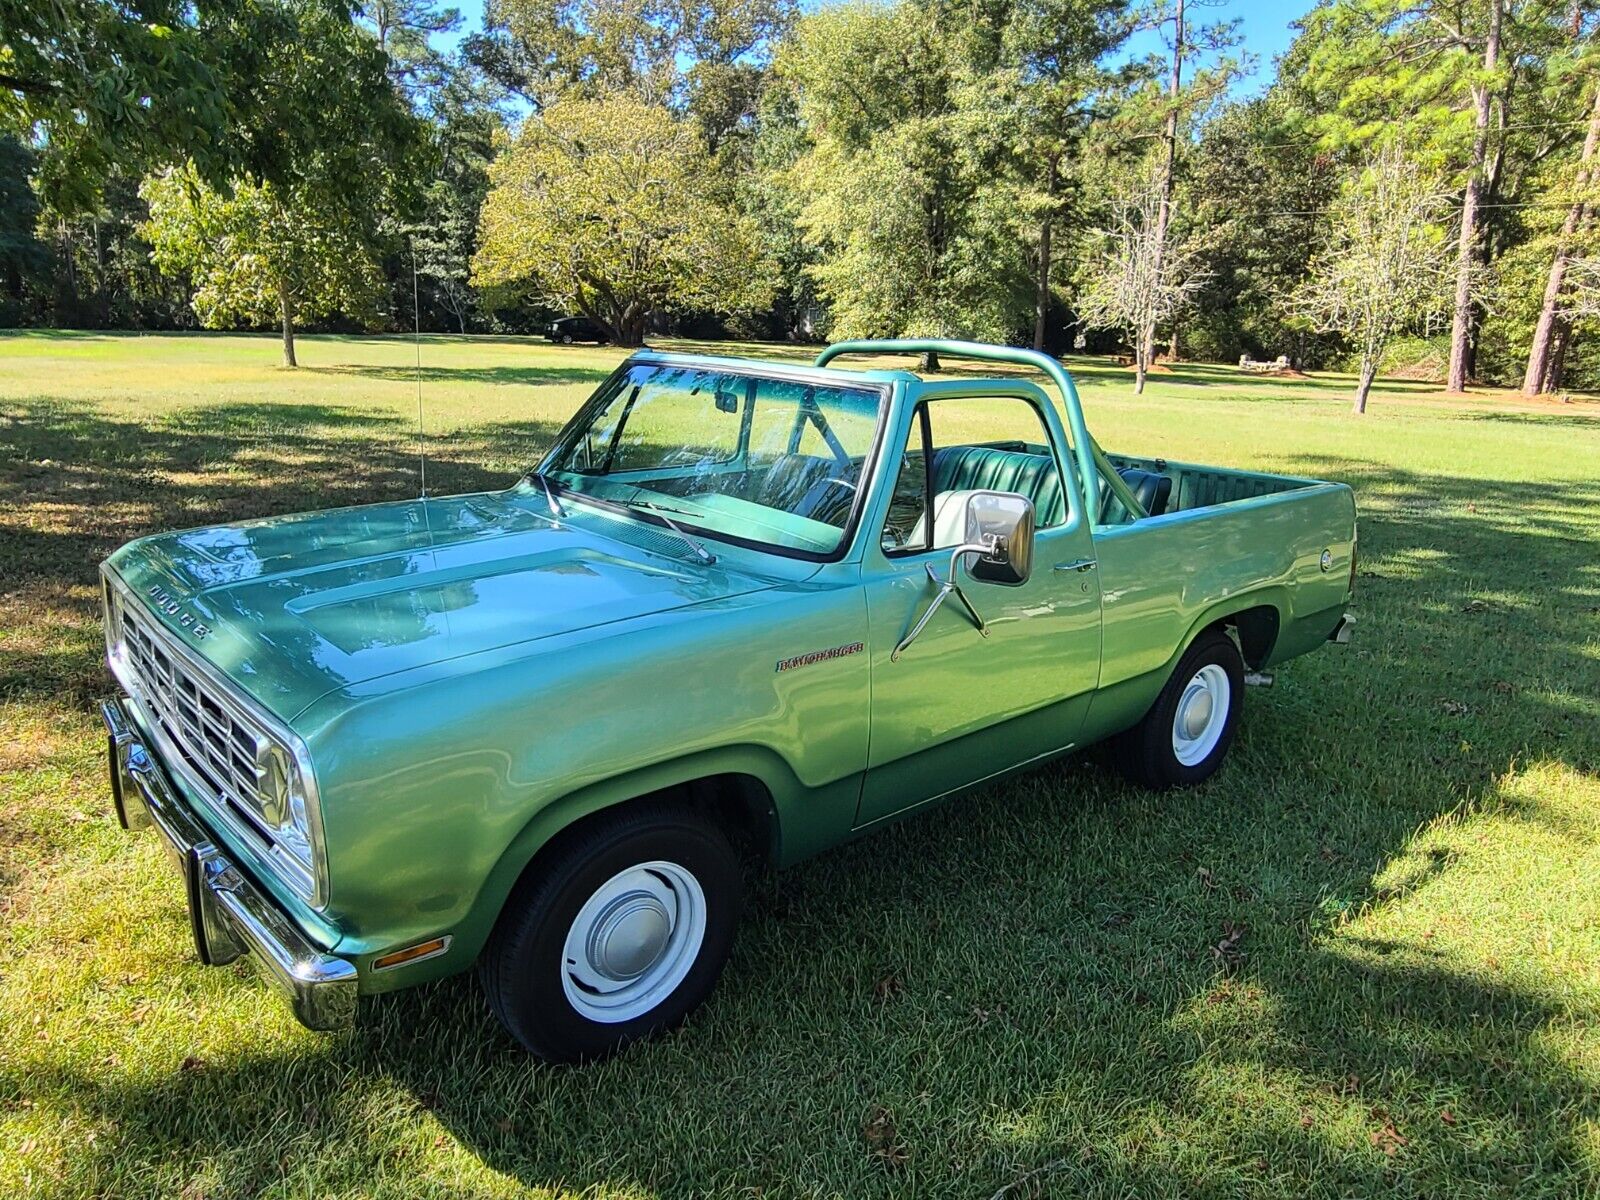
776 642 864 672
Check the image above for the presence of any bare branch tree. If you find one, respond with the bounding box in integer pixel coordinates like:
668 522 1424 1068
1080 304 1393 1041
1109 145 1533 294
1075 168 1209 393
1288 146 1455 414
1561 257 1600 319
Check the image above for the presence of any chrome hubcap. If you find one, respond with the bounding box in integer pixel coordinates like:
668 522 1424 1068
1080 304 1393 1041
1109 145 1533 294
1172 663 1231 767
561 861 706 1024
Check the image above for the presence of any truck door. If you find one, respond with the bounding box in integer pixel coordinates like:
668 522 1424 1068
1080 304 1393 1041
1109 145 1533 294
856 383 1102 827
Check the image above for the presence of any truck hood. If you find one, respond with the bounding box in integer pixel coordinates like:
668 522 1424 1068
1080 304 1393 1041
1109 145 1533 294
106 492 781 721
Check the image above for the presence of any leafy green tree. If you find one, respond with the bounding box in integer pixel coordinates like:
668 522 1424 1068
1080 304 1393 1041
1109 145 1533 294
776 0 1033 342
0 134 44 318
135 0 426 362
361 0 462 102
1289 146 1455 413
1289 0 1583 390
408 69 503 332
472 0 794 110
990 0 1129 350
142 169 385 366
2 0 268 210
1180 94 1338 363
473 92 776 345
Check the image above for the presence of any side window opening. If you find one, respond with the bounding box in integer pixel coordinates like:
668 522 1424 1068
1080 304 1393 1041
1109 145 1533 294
881 396 1067 556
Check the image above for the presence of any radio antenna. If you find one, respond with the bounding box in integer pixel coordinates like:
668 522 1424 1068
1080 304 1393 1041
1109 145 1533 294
411 237 428 499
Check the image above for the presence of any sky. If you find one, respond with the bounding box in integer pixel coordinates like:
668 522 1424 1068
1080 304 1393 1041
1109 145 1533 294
440 0 1318 98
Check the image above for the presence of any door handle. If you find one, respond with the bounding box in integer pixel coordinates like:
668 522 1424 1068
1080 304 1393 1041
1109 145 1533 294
1054 559 1097 573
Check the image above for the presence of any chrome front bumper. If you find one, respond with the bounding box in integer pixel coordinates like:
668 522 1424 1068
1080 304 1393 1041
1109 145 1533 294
101 697 357 1030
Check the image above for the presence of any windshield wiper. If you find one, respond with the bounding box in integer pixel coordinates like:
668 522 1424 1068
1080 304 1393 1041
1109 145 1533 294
528 470 564 517
624 500 717 565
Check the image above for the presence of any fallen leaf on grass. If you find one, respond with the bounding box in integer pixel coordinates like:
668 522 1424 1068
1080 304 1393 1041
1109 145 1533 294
1440 1109 1457 1126
179 1055 206 1074
873 972 903 1001
1460 599 1493 614
1440 699 1470 716
1371 1120 1407 1156
863 1106 908 1169
1212 923 1246 972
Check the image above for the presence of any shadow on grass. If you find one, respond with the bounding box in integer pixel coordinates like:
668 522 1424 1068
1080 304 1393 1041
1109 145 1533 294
4 394 1599 1196
0 398 561 706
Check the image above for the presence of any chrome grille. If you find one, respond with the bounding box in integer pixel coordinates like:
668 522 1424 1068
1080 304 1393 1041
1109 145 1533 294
118 601 273 836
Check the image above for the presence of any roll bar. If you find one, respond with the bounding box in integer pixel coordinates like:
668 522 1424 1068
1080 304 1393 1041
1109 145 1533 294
814 339 1145 521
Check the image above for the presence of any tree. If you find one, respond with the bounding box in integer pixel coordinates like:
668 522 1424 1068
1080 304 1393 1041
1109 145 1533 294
1181 95 1339 364
1116 0 1241 362
471 0 794 110
406 67 502 332
1291 1 1559 393
2 0 272 210
473 93 776 345
1289 147 1455 413
992 0 1129 351
1075 165 1209 393
361 0 462 102
142 169 385 366
775 0 1033 342
1523 28 1600 393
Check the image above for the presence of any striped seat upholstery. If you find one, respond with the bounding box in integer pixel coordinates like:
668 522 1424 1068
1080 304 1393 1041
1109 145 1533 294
929 445 1067 526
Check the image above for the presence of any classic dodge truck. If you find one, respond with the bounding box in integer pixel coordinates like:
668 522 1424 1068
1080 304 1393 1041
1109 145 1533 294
101 339 1355 1060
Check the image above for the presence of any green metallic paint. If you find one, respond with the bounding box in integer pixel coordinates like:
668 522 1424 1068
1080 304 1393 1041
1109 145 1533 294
104 340 1356 1001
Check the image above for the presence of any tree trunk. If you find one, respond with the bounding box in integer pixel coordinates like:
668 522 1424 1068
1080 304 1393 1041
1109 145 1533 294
1447 0 1502 393
1140 0 1184 391
1167 325 1180 363
1523 81 1600 394
1353 357 1376 415
1134 334 1149 395
279 279 297 368
920 351 942 372
1033 155 1059 353
1546 317 1571 393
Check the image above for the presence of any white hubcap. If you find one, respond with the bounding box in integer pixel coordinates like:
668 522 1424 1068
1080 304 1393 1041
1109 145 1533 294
1172 663 1231 767
561 861 706 1024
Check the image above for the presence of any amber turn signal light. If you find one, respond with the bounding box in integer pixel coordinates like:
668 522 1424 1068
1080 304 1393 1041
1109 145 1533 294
373 936 450 971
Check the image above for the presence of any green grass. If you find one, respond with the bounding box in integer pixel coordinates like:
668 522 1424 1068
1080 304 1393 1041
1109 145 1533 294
2 330 1599 1199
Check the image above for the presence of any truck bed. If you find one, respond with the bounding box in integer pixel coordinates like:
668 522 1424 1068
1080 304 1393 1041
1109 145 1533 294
1107 453 1318 514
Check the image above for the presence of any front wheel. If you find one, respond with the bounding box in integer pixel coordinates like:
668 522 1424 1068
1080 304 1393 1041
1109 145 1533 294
479 804 741 1062
1113 628 1244 790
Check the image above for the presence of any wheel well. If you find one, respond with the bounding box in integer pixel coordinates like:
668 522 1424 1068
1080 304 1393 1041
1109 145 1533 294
1214 604 1280 668
516 773 778 884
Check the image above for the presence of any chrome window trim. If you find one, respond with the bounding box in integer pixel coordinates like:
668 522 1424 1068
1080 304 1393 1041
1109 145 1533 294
101 566 329 909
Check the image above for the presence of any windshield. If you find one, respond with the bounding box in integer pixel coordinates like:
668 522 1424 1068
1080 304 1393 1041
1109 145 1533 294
543 363 884 558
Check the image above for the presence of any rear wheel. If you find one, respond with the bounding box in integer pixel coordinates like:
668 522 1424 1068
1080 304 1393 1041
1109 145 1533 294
479 803 741 1062
1113 628 1244 790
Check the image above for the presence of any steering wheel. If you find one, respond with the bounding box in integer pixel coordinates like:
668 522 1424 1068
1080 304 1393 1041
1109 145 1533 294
797 475 858 524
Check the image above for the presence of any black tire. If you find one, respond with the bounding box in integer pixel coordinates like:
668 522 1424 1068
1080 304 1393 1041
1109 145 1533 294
560 333 574 344
1112 628 1244 790
478 803 741 1062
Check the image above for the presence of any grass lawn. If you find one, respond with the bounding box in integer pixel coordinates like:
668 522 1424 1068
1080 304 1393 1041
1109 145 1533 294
2 329 1599 1199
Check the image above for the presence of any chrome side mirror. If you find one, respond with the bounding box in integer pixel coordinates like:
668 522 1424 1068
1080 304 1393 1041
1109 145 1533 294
961 490 1034 586
891 490 1036 661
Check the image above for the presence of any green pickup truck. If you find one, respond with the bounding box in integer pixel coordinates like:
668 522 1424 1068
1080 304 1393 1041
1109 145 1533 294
100 339 1355 1061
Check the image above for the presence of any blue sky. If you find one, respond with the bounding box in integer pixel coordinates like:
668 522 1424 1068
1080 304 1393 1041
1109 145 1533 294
441 0 1316 97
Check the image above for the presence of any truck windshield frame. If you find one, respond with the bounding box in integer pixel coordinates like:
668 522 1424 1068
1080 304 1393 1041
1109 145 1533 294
539 358 892 563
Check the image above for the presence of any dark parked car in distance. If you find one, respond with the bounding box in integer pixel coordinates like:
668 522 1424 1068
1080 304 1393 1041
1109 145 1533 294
547 316 610 344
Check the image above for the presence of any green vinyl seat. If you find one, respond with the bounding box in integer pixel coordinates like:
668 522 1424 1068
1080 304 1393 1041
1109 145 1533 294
929 445 1067 526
